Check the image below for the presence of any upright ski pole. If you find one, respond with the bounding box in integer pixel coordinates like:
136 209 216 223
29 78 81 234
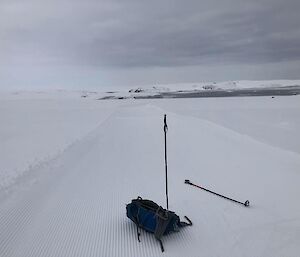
164 114 169 210
185 179 250 207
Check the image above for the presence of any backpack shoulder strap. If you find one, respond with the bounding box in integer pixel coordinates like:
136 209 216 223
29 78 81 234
154 207 170 252
179 216 193 227
154 207 169 238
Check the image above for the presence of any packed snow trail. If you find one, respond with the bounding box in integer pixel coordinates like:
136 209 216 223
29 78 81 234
1 101 300 257
0 97 122 190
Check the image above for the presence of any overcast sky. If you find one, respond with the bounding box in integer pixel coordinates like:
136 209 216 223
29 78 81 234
1 0 300 90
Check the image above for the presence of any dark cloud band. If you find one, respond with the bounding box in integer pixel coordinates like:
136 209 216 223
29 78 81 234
1 0 300 88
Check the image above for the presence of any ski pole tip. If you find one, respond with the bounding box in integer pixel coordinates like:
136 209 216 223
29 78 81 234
244 200 250 207
184 179 190 184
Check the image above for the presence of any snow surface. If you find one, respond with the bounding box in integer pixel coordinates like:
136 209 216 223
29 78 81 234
0 91 300 257
0 95 121 191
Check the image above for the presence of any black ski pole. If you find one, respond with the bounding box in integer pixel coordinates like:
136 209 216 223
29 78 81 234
185 179 250 207
164 114 169 210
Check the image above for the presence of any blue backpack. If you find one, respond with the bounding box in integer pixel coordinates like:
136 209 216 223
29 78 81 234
126 196 192 252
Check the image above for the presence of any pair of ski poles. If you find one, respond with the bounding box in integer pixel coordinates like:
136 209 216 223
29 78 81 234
163 114 250 208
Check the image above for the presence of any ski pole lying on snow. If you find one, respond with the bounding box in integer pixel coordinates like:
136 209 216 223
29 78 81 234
185 179 250 207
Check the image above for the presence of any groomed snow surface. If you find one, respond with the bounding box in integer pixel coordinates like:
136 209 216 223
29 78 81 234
1 92 300 257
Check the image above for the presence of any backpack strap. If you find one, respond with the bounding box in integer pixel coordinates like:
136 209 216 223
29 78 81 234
179 216 193 227
136 225 141 242
158 239 164 252
154 207 170 252
154 207 169 238
134 208 141 242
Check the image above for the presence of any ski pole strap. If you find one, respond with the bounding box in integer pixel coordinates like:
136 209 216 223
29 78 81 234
164 114 168 133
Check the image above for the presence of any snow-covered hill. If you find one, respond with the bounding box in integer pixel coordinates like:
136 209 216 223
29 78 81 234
1 80 300 100
111 80 300 99
129 79 300 92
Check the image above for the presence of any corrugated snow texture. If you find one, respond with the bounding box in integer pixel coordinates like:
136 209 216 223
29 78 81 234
1 96 300 257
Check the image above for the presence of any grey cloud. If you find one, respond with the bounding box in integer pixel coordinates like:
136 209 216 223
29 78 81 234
1 0 300 67
0 0 300 88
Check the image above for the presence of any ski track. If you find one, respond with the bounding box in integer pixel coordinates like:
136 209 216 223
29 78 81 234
1 102 300 257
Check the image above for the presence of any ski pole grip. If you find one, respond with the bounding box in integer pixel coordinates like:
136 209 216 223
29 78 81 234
164 114 168 133
185 179 190 184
